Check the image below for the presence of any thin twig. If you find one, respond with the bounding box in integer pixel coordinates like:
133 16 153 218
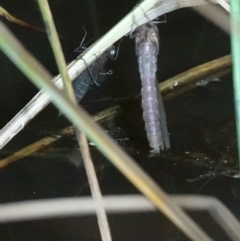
0 6 62 36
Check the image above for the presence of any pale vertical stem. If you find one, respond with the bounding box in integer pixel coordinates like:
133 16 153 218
37 0 75 101
37 1 112 240
79 133 112 241
230 0 240 168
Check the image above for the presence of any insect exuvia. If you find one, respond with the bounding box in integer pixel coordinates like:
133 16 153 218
132 21 170 153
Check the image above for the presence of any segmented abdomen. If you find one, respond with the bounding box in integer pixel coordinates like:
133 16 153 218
72 46 115 103
139 48 163 152
72 63 97 103
133 22 170 153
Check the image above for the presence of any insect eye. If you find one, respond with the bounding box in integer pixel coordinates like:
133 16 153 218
110 48 116 57
108 46 117 60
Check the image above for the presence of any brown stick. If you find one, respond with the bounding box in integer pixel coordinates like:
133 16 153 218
160 55 231 99
0 105 121 169
0 6 65 37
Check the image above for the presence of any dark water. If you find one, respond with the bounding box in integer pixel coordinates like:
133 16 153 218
0 1 238 240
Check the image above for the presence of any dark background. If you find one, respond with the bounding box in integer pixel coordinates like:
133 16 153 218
0 1 237 240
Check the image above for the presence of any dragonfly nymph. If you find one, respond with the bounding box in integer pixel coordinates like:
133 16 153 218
132 21 170 153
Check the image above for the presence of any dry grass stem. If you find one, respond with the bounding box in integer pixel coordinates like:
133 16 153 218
0 106 120 169
37 1 112 240
0 195 240 240
79 133 112 241
193 3 230 33
0 6 64 37
160 55 231 98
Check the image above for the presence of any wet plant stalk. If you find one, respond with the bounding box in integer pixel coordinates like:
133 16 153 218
0 20 213 241
37 1 112 240
230 0 240 168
